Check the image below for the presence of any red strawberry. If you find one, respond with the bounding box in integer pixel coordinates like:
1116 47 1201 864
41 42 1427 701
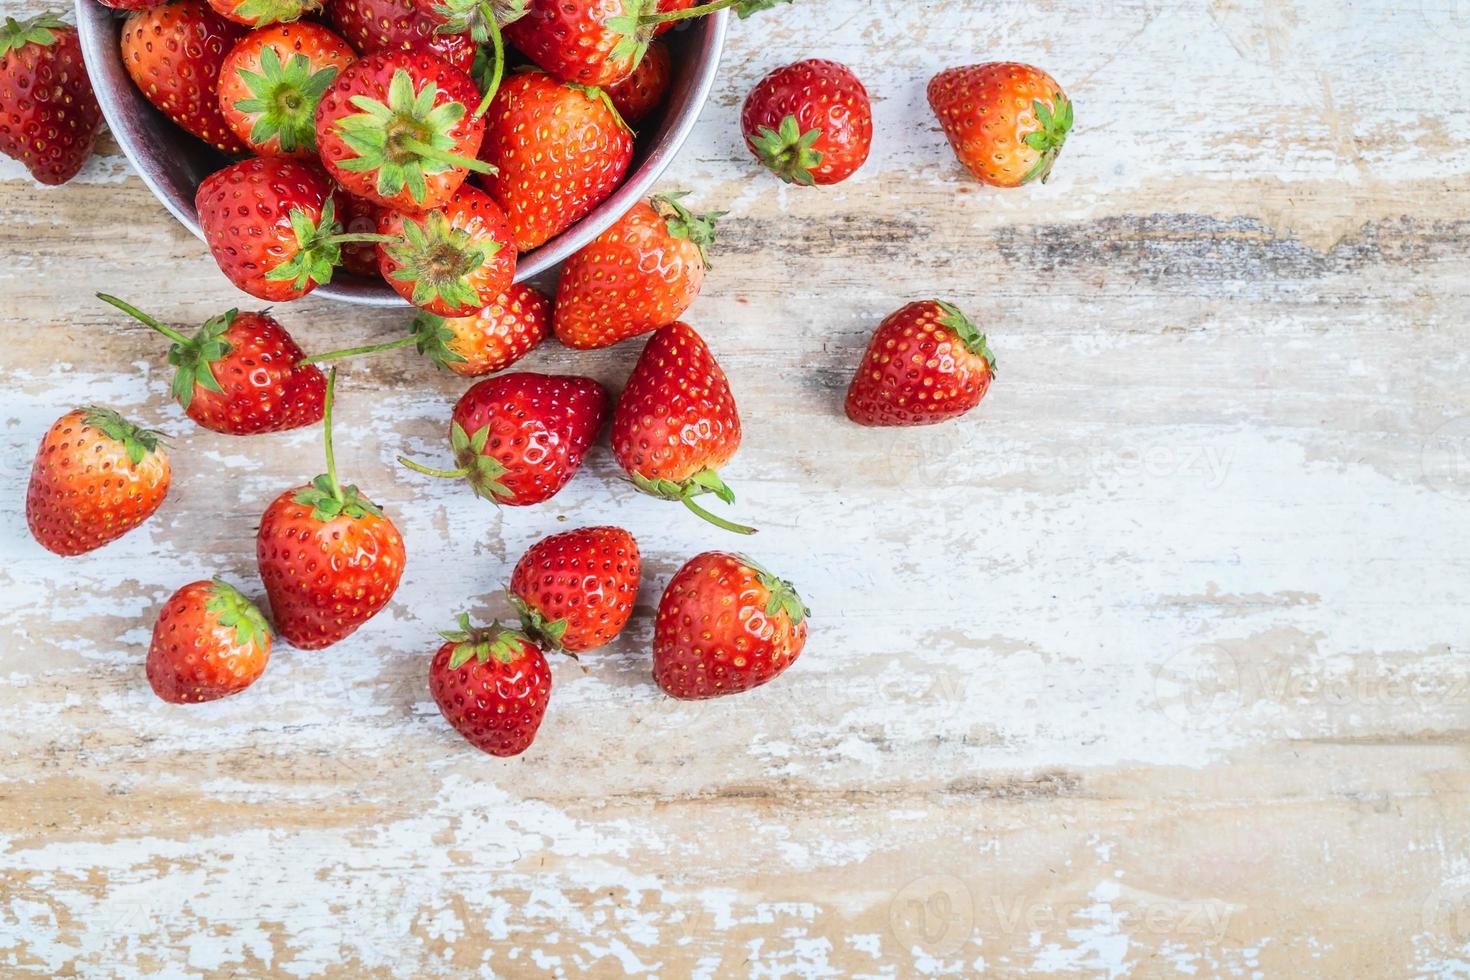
328 0 475 74
741 59 871 186
97 294 326 435
207 0 318 27
120 1 249 154
400 372 609 506
928 62 1073 187
653 551 808 699
376 184 517 316
26 407 170 556
509 526 640 654
97 0 167 9
315 48 489 212
477 71 633 251
216 22 355 157
611 322 753 534
196 156 386 301
411 283 549 376
844 300 996 427
554 191 718 350
504 0 684 86
0 14 102 185
429 616 551 757
146 579 272 703
257 369 406 649
604 36 669 125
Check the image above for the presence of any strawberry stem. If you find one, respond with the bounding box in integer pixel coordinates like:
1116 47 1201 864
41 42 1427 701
472 15 505 120
97 293 192 346
305 334 421 364
397 455 470 480
638 0 740 25
323 367 343 503
681 496 757 535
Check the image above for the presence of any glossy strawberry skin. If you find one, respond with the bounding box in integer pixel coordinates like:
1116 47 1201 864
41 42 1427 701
428 633 551 757
376 184 518 316
217 22 356 157
256 487 406 649
146 580 271 703
510 526 640 653
741 59 871 186
611 322 740 484
315 49 484 211
844 301 995 427
505 0 692 86
478 72 633 251
196 156 336 301
928 62 1070 188
653 551 808 700
121 1 249 154
604 36 670 125
328 0 475 73
436 284 551 377
188 312 326 434
448 372 610 505
0 19 102 185
26 408 170 557
207 0 317 27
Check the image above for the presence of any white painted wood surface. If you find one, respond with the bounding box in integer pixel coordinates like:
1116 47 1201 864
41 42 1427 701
3 0 1470 975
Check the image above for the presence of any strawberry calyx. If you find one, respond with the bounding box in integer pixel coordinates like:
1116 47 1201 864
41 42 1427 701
265 198 397 291
334 70 496 205
231 45 342 154
294 367 386 521
397 421 510 502
630 470 757 536
741 558 809 625
609 0 792 70
97 293 238 411
653 191 724 269
566 83 631 134
508 592 571 654
749 114 823 186
1020 92 1073 185
385 210 501 313
206 579 272 649
431 0 525 43
227 0 319 25
0 13 65 56
934 300 997 375
409 312 470 369
440 613 533 668
80 406 166 466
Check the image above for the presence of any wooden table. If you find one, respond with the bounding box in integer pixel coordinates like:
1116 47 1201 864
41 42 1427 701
4 1 1468 975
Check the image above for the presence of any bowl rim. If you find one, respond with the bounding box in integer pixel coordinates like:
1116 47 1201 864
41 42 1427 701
73 2 729 306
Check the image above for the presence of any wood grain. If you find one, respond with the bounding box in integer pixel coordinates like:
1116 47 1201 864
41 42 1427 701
3 0 1470 975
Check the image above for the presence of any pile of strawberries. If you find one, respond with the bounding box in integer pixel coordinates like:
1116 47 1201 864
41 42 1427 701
5 0 1072 757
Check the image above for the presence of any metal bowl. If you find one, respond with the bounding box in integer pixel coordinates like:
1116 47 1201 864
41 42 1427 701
73 3 728 306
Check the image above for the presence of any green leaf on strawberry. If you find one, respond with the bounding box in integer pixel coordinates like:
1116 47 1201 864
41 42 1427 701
205 579 272 649
409 313 470 369
653 191 724 269
385 210 498 313
749 114 824 187
934 299 997 375
80 406 166 466
440 613 534 668
1021 92 1073 185
0 13 64 55
231 45 341 155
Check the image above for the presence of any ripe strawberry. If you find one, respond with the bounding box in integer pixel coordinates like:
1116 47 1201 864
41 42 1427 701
400 372 609 506
554 192 718 351
509 526 640 654
328 0 475 74
26 407 170 556
98 0 167 9
411 283 549 376
653 551 808 699
604 36 669 125
146 579 272 703
207 0 317 27
196 156 386 301
0 14 102 185
216 22 355 157
844 300 996 427
97 294 326 435
611 322 753 534
477 72 632 251
376 184 517 316
503 0 689 86
120 1 249 154
928 62 1073 187
429 616 551 757
315 49 489 212
741 58 871 186
257 369 406 649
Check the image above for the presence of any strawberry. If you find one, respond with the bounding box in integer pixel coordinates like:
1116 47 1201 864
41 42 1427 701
216 22 355 157
429 616 551 757
334 188 386 278
604 36 669 125
196 156 387 301
0 14 102 185
652 551 807 699
477 72 633 251
509 526 640 654
400 372 609 506
554 192 718 350
376 183 517 316
611 322 753 534
315 48 489 212
844 300 996 427
328 0 476 74
928 62 1073 187
97 0 168 8
120 1 249 154
741 58 871 186
26 407 170 556
97 294 326 435
411 283 549 376
146 579 271 703
257 369 406 649
207 0 317 28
